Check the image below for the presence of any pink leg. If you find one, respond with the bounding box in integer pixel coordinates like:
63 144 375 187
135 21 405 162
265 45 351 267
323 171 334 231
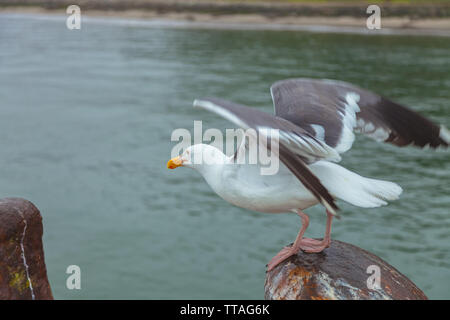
298 210 333 253
267 210 309 272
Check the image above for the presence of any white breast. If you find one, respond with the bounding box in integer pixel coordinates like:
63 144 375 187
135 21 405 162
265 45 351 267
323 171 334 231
208 162 319 213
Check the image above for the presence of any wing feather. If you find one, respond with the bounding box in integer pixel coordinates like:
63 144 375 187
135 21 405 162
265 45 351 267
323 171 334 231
271 78 449 154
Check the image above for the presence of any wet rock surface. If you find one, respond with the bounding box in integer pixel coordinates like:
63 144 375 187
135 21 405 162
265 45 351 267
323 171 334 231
0 198 53 300
265 239 427 300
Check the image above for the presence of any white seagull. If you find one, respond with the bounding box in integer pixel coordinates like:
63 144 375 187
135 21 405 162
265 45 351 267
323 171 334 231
167 78 449 271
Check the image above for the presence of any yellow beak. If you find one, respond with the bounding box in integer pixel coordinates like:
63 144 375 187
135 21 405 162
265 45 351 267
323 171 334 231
167 156 183 169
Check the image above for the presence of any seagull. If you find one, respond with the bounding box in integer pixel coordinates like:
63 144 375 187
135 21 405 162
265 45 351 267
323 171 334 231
167 78 449 271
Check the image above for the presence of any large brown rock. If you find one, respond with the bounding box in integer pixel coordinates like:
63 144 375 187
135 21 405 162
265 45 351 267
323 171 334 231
0 198 53 300
265 240 427 300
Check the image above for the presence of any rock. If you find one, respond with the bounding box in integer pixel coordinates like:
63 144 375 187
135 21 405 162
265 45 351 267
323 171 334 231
0 198 53 300
265 240 427 300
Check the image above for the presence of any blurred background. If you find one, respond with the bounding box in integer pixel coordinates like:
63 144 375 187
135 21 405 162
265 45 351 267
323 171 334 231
0 0 449 299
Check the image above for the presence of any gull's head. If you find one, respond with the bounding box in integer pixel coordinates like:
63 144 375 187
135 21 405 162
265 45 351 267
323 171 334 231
167 144 226 170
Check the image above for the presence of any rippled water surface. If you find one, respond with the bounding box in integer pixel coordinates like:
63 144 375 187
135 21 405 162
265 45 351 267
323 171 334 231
0 14 449 299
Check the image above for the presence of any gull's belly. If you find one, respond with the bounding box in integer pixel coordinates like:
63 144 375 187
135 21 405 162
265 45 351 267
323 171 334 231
226 190 319 213
214 165 319 213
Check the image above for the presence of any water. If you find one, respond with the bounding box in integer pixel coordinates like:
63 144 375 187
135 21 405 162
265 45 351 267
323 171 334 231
0 14 449 299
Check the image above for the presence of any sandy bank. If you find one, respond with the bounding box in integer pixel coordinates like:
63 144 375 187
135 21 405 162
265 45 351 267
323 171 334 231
1 1 450 36
1 1 450 18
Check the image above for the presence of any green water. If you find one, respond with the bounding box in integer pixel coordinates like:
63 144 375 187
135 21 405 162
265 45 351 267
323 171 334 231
0 14 449 299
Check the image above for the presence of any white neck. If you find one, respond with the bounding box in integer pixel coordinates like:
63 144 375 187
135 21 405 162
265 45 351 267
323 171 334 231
189 147 233 194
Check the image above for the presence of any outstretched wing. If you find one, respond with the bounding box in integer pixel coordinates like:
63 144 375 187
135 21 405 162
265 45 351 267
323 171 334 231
193 97 340 215
271 78 449 154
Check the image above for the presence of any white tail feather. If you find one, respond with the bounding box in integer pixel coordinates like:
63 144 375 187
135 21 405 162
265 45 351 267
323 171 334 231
310 161 403 208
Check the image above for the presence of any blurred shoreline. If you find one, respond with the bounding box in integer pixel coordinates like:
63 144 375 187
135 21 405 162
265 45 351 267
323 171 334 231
1 0 450 35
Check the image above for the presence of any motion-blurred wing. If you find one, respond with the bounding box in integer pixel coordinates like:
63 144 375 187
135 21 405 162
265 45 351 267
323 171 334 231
271 78 449 154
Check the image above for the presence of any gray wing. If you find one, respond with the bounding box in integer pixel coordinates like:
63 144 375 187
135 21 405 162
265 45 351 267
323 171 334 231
271 78 449 154
194 98 340 163
193 97 339 215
